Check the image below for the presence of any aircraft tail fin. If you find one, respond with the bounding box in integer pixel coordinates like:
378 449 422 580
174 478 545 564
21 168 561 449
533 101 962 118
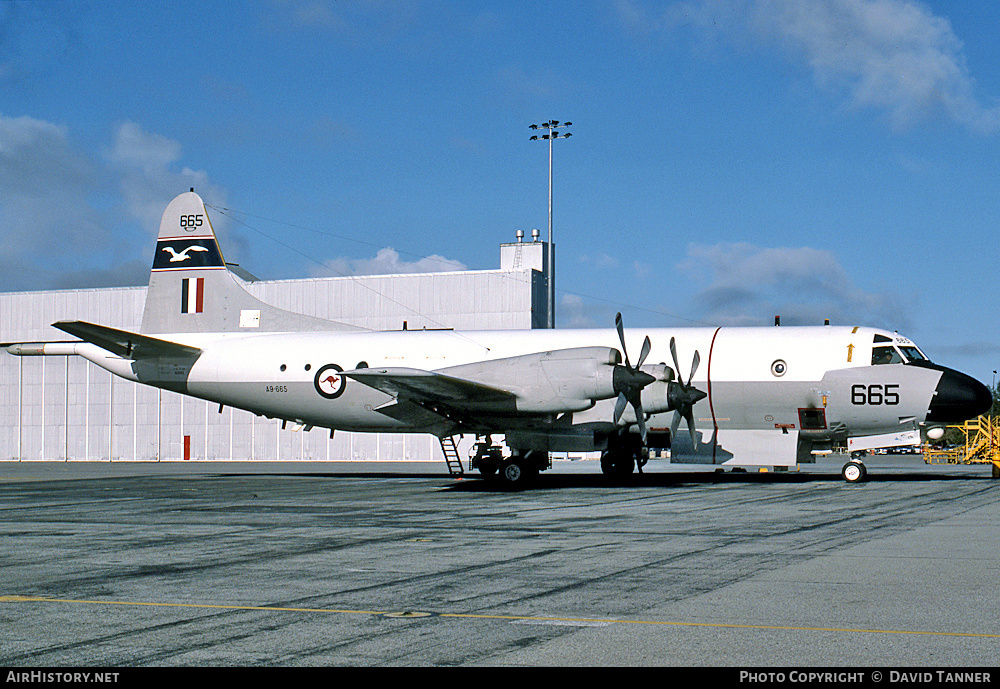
141 191 362 334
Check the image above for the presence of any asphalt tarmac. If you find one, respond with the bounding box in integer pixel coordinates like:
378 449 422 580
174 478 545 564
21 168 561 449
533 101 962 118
1 455 998 668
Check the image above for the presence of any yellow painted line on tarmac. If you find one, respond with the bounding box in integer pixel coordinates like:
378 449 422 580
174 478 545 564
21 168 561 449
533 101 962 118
0 595 385 617
3 595 999 640
440 611 1000 639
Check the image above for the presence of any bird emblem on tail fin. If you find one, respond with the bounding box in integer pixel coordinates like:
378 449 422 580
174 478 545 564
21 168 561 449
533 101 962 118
162 245 209 263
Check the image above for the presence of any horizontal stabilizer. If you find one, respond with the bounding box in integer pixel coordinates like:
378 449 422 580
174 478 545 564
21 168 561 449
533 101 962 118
52 321 201 360
4 341 80 356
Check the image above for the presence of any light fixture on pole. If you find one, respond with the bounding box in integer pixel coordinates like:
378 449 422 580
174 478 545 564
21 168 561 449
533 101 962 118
529 120 572 329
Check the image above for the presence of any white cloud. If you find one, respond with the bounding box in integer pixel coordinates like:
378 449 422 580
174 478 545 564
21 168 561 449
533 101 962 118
755 0 1000 131
0 114 103 289
558 293 598 328
0 115 227 290
320 247 466 276
270 0 419 41
555 293 628 330
680 241 911 329
105 121 225 237
656 0 1000 132
0 115 94 209
579 253 620 270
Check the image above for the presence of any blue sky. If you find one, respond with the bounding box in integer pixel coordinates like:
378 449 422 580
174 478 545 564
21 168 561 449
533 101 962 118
1 0 998 385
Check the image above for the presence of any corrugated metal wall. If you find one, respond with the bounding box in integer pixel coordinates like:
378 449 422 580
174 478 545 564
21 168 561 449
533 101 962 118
248 269 545 331
0 258 546 462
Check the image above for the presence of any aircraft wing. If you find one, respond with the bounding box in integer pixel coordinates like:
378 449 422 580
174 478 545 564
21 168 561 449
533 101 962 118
344 367 516 407
345 346 639 421
52 321 202 360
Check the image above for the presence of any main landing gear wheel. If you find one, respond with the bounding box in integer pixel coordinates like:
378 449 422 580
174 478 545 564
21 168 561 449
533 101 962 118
842 461 867 483
601 450 635 477
498 454 538 490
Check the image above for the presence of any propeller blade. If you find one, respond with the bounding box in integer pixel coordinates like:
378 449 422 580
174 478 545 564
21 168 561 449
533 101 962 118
685 409 698 452
665 336 707 454
610 314 655 443
688 350 700 386
670 337 682 382
615 312 630 370
637 336 651 369
614 392 628 425
670 409 682 440
635 402 648 442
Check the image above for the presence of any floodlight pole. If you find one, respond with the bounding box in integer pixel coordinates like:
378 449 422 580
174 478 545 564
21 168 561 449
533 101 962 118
529 120 572 329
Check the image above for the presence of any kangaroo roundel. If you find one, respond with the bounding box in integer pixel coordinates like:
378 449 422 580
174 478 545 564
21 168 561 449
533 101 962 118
314 364 346 399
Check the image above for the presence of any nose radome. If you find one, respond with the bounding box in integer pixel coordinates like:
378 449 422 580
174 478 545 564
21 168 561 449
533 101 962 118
925 367 992 423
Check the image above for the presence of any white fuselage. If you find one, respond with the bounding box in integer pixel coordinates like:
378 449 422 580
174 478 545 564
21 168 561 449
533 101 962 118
82 325 943 452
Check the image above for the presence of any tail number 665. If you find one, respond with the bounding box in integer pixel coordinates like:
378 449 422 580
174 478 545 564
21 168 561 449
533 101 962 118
180 214 204 228
851 384 899 405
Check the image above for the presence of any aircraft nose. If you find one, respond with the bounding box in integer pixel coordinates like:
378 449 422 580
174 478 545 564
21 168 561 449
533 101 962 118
925 367 992 423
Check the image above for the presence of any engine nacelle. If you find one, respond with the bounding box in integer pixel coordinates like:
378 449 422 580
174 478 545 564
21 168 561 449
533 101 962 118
612 363 679 423
440 346 621 413
639 362 678 415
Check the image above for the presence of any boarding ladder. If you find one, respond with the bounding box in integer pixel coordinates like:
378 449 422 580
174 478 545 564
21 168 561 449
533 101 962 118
440 436 465 475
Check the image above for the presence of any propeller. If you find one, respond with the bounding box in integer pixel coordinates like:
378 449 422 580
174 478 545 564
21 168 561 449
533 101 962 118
612 313 656 441
668 336 707 452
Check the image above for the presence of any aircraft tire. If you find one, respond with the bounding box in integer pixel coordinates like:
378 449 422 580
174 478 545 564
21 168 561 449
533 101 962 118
600 452 614 475
842 461 867 483
600 450 635 477
477 459 499 477
617 455 635 475
498 456 536 490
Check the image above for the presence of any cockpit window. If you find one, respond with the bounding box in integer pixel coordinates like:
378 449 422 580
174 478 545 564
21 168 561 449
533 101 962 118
870 333 931 365
898 346 927 362
872 345 903 365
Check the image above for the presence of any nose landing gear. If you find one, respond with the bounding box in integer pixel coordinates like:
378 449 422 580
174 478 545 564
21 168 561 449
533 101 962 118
842 460 867 483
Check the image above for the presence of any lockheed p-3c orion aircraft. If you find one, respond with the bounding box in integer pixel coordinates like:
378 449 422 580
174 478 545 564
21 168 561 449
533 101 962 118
6 191 991 487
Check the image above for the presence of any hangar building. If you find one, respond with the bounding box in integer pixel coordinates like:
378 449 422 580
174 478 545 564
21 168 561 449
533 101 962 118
0 237 551 463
